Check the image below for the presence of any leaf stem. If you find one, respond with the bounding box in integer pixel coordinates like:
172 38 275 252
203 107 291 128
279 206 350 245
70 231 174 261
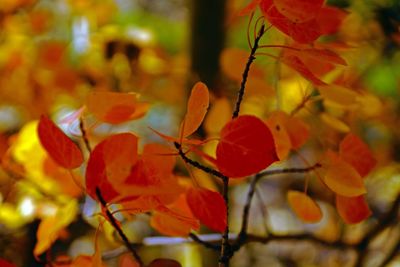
232 23 266 119
174 142 228 181
95 187 143 266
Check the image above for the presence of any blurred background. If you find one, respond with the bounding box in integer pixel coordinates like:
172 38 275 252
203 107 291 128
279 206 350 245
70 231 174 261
0 0 400 266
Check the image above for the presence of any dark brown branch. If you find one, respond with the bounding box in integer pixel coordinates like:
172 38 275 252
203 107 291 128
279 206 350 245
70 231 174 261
79 117 92 153
174 142 228 181
95 187 143 266
219 176 231 267
189 233 220 251
232 23 265 119
235 163 322 250
354 194 400 267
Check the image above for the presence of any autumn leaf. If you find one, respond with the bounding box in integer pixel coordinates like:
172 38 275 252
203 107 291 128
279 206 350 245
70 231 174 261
280 54 327 85
287 190 322 223
265 111 292 160
322 151 366 197
86 133 139 202
34 200 78 256
0 259 16 267
38 115 84 169
273 0 324 23
180 82 210 137
186 187 227 232
339 133 376 177
336 194 371 224
151 196 199 236
216 115 278 178
86 91 149 124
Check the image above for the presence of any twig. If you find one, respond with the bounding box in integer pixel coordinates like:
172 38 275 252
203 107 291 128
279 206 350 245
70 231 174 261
79 117 92 153
95 187 143 266
354 194 400 267
219 176 231 267
235 163 322 250
232 23 266 119
189 233 220 251
174 142 228 181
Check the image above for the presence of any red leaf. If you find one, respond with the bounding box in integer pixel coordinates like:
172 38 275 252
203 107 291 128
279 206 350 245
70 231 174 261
216 115 278 177
0 259 16 267
186 187 227 232
86 133 139 202
336 194 371 224
339 133 376 177
280 54 327 85
316 6 348 35
273 0 324 23
261 1 321 44
38 115 84 169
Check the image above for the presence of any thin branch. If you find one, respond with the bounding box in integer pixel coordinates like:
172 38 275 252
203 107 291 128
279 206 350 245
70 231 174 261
95 187 143 266
219 176 231 267
79 117 92 153
235 163 322 250
354 194 400 267
189 233 220 251
174 142 228 181
232 23 266 119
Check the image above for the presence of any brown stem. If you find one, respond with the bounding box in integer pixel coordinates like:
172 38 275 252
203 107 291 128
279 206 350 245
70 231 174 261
232 23 266 119
79 117 92 153
354 194 400 267
234 163 322 251
95 187 143 266
174 142 228 181
219 176 231 267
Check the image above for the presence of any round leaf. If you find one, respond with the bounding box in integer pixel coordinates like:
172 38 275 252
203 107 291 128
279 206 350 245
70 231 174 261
336 194 371 224
216 115 278 178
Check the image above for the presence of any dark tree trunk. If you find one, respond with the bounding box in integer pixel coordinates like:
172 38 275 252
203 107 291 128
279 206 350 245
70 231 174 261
190 0 227 95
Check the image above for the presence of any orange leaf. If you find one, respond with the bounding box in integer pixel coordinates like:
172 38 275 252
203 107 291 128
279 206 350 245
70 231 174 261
322 151 366 197
151 196 199 236
280 54 327 85
180 82 210 137
284 115 310 149
336 194 371 224
265 111 292 160
86 133 139 202
38 115 84 169
339 133 376 177
186 187 227 232
0 259 16 267
287 190 322 223
86 91 148 124
216 115 278 178
148 259 182 267
273 0 324 23
301 48 347 66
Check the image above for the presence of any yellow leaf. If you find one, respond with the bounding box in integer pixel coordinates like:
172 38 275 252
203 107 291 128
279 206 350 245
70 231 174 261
34 200 78 256
287 190 322 223
322 151 366 197
318 84 358 107
320 113 350 133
